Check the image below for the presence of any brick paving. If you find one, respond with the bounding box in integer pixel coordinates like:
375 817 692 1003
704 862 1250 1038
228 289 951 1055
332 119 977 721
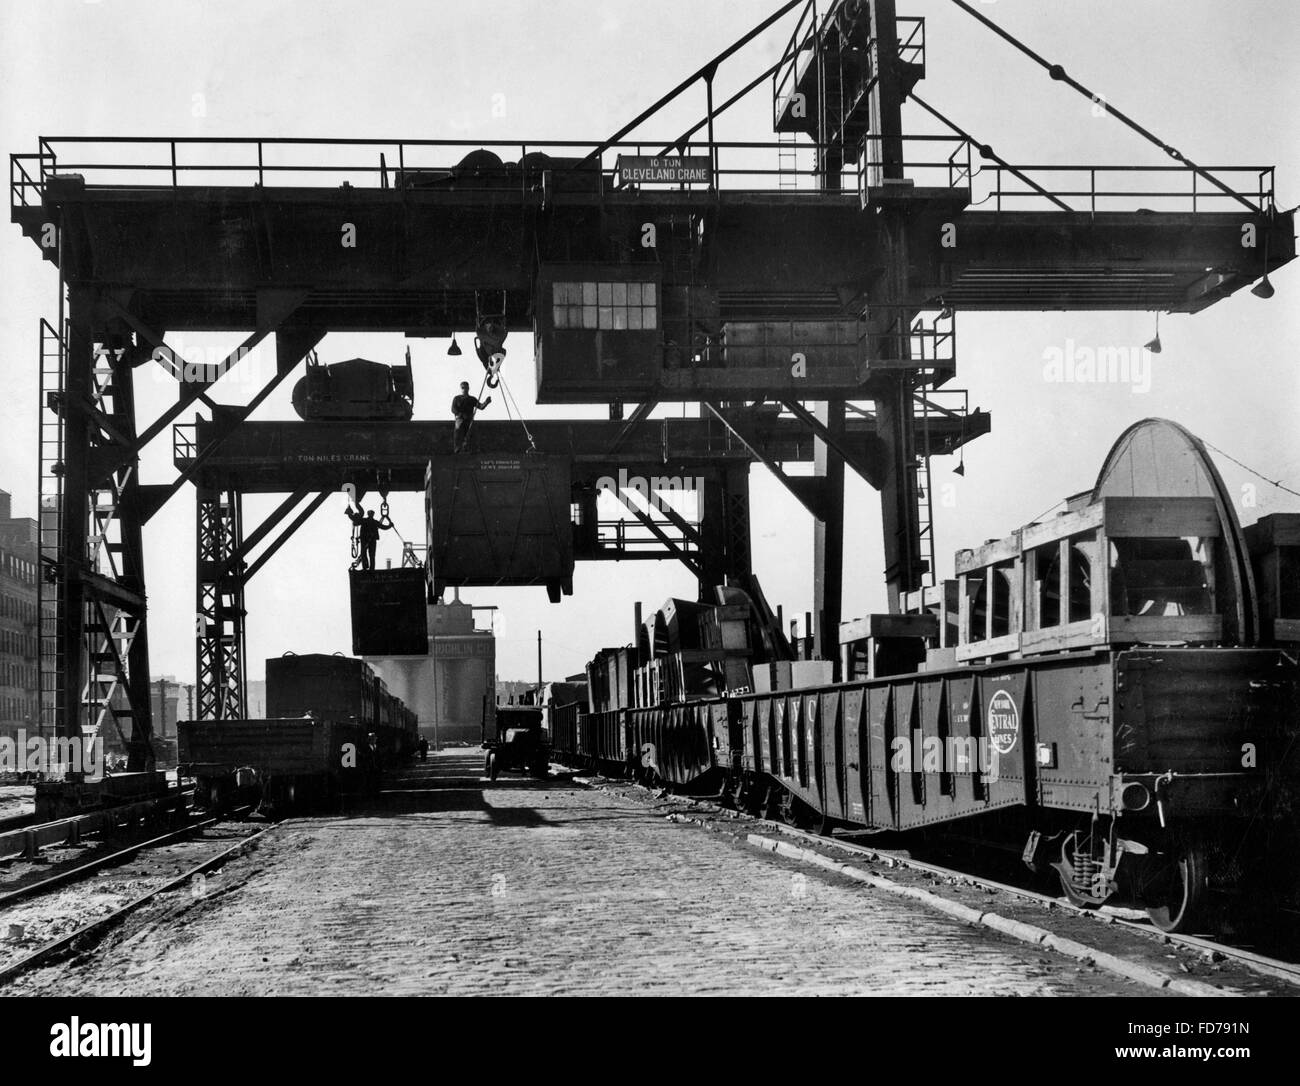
12 752 1153 996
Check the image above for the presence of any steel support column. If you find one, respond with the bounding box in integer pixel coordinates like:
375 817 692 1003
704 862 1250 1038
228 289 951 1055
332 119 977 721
698 472 727 600
58 289 93 745
812 401 845 671
108 341 154 768
722 462 753 586
876 375 921 609
196 487 246 720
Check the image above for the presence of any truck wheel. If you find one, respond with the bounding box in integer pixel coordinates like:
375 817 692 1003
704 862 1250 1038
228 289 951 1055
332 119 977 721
487 751 499 781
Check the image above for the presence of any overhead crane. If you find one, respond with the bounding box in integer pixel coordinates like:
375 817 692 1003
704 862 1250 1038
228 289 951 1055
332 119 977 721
8 0 1292 772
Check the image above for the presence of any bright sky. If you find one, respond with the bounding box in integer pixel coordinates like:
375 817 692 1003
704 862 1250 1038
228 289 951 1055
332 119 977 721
1 0 1297 685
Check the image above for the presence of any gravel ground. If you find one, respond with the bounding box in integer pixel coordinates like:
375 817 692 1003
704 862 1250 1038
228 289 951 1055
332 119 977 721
2 753 1175 997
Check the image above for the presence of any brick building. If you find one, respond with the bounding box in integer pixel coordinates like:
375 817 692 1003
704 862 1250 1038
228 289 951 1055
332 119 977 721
0 489 40 745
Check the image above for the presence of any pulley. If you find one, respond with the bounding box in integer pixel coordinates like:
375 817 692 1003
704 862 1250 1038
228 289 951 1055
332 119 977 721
474 288 508 375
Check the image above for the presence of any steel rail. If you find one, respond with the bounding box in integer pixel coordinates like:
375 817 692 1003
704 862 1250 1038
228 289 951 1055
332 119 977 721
0 820 275 987
0 806 250 910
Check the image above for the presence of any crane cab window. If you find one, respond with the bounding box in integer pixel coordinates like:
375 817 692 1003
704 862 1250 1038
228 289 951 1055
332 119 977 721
552 281 658 331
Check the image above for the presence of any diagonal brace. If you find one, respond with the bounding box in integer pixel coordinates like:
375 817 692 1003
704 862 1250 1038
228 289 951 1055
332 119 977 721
243 492 333 583
213 485 312 581
609 488 701 578
705 401 826 520
780 398 885 489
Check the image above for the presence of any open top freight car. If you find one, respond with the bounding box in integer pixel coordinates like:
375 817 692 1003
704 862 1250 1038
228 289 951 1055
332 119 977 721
267 653 418 760
558 420 1300 934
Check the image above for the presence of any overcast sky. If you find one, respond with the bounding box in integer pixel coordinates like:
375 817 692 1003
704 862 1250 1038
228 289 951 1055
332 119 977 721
1 0 1297 686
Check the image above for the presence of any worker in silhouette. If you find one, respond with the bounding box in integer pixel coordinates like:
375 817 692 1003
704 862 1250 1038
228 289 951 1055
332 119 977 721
452 381 491 453
345 505 392 570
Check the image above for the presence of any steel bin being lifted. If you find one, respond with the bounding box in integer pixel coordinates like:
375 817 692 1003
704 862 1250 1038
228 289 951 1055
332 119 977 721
425 454 575 603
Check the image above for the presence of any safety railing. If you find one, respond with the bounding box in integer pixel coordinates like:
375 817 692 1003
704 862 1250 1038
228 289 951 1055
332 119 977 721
173 422 197 464
773 0 822 127
897 16 925 68
980 162 1276 215
9 136 1275 216
8 134 972 202
772 0 925 128
595 518 699 555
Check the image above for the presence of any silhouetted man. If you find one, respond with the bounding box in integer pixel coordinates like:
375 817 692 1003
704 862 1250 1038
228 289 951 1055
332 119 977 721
452 381 491 452
345 505 392 570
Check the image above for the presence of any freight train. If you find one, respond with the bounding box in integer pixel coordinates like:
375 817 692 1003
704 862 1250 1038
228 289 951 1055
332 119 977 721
179 653 419 813
551 420 1300 934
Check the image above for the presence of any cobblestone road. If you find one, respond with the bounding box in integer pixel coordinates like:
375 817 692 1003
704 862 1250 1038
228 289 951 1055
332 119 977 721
13 753 1154 996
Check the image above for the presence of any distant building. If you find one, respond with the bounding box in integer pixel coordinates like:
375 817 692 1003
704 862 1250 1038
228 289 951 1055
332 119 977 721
104 674 191 765
365 594 496 746
0 489 40 745
149 677 184 740
246 679 266 719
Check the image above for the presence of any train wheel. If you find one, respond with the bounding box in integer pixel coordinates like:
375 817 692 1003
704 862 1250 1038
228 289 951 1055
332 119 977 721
779 792 816 831
1142 842 1210 934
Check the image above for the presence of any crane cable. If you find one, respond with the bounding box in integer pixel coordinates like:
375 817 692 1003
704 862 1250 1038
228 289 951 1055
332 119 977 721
494 368 538 451
947 0 1264 215
1200 439 1300 501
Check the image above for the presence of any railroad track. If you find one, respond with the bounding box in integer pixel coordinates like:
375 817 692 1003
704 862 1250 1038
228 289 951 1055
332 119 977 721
0 808 272 987
573 770 1300 993
0 811 35 834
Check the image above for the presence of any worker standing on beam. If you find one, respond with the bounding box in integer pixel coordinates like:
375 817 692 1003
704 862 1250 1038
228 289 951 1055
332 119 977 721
452 380 492 453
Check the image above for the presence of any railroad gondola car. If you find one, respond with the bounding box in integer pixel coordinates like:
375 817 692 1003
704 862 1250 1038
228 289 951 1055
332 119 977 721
178 717 377 814
179 653 419 813
562 421 1300 934
266 653 419 760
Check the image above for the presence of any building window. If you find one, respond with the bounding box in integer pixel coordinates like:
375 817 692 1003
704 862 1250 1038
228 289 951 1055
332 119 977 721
552 281 657 331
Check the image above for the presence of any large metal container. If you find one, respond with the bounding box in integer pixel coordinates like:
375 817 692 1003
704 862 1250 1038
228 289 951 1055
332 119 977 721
266 654 375 723
425 454 575 602
349 568 429 656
